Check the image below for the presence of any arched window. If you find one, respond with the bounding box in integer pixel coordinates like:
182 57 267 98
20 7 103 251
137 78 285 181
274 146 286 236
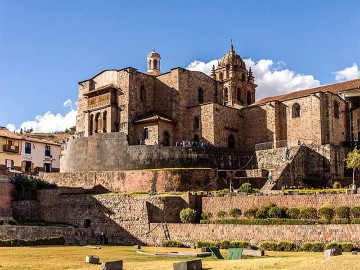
292 103 301 118
193 117 200 130
219 72 223 81
140 85 146 101
237 88 241 102
198 88 204 103
226 66 229 78
228 134 235 148
247 91 252 105
103 111 107 133
242 73 246 81
163 131 170 146
224 87 229 102
89 114 94 135
143 128 149 140
334 101 340 118
153 59 158 70
94 113 101 133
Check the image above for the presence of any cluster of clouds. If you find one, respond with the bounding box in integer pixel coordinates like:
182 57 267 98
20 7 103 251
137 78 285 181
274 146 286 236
5 59 359 134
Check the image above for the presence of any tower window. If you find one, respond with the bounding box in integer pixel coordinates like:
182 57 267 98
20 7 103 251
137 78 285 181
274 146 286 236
224 87 229 102
228 134 235 148
292 103 301 118
140 85 146 101
219 72 223 81
247 91 252 104
198 88 204 103
143 128 149 140
153 59 158 70
334 101 339 118
193 117 200 130
237 88 241 102
242 73 246 81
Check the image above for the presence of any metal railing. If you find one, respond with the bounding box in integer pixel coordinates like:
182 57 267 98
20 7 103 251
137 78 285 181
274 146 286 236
3 144 19 153
255 140 288 151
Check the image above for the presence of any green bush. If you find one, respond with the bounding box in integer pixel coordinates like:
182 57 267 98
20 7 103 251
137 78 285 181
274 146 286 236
268 206 283 218
201 212 212 221
335 206 350 219
0 236 64 247
340 242 354 252
229 208 242 218
258 241 277 251
286 208 300 219
350 218 360 224
350 206 360 218
214 218 315 225
219 240 231 249
244 208 258 219
325 242 341 250
162 240 184 247
196 240 219 248
276 241 296 251
299 242 324 252
299 207 318 219
217 210 227 219
255 208 268 219
180 208 197 223
0 218 17 226
318 207 335 220
229 240 249 248
332 218 350 224
333 181 341 189
238 183 253 193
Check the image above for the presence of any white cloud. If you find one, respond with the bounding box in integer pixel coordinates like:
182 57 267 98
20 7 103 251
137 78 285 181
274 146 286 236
333 63 360 81
6 99 77 133
186 58 320 100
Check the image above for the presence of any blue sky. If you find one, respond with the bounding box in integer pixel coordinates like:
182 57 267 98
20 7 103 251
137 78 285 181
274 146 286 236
1 0 359 132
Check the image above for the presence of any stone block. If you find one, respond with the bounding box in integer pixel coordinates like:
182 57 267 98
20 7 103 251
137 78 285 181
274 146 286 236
173 259 202 270
324 248 342 258
201 247 211 252
101 260 123 270
134 245 141 249
85 255 99 264
352 251 357 255
242 249 264 257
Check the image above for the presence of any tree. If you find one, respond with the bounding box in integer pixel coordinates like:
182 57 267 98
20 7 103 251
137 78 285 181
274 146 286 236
345 148 360 189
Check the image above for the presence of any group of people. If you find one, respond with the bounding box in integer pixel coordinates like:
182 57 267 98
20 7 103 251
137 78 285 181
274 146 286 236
175 140 212 148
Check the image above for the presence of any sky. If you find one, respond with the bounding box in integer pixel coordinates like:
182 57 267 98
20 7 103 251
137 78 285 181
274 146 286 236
0 0 359 132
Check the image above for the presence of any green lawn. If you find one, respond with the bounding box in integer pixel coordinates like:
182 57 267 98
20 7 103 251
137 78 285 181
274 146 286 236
0 246 359 270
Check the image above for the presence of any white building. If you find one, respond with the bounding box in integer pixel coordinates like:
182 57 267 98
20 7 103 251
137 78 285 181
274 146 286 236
21 137 61 173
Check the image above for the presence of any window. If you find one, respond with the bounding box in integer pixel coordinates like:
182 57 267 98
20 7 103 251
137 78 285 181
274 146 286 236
198 88 204 103
153 59 158 70
292 103 301 118
103 111 107 133
163 131 170 146
193 117 200 130
226 65 229 78
242 73 246 81
89 114 94 135
237 88 241 102
228 134 235 148
224 88 229 102
45 145 51 157
140 85 146 101
247 91 252 105
334 101 340 118
219 72 223 81
25 142 31 154
83 219 91 228
143 128 149 140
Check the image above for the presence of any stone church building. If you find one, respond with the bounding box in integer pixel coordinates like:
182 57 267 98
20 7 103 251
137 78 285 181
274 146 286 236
59 45 360 187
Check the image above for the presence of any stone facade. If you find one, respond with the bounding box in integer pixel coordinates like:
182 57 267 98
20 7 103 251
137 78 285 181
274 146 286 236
0 182 14 217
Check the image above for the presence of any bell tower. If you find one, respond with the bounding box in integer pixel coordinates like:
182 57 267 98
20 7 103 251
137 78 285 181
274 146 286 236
147 49 161 76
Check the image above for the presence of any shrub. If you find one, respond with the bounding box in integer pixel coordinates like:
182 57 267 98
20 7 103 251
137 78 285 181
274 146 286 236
196 240 219 248
219 240 231 249
299 242 324 252
335 206 350 219
333 181 341 189
332 218 350 224
350 218 360 224
244 208 258 219
340 242 354 252
217 210 227 219
255 208 268 219
214 218 315 225
268 206 283 218
229 240 249 248
258 241 277 251
201 212 212 221
277 241 296 251
238 183 253 193
286 208 300 219
229 208 242 218
180 208 197 223
299 207 318 219
162 240 184 247
350 206 360 218
325 242 341 250
318 207 335 220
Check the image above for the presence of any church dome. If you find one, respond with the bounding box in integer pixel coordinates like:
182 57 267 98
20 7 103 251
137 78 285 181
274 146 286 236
148 50 160 58
218 45 245 67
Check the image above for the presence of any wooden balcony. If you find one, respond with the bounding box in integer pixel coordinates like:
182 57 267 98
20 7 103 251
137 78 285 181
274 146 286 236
3 144 19 153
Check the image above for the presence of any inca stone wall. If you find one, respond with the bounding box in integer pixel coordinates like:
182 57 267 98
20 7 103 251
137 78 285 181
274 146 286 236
146 223 360 246
202 194 360 219
0 182 14 217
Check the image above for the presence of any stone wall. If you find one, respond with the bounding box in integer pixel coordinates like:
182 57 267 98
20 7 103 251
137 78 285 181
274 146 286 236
41 169 216 192
0 225 76 244
146 223 360 246
0 182 14 217
12 200 39 221
202 193 360 218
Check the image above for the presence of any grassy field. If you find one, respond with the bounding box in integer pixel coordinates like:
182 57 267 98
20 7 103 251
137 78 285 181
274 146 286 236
0 246 359 270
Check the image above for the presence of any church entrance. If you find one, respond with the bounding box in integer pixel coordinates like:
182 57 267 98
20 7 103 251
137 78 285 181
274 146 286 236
228 134 235 148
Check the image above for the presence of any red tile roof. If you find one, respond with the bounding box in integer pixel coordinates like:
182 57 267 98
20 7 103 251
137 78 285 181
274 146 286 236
0 127 23 140
252 79 360 106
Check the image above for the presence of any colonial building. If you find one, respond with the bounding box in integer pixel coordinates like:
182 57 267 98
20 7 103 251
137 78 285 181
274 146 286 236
0 127 22 174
